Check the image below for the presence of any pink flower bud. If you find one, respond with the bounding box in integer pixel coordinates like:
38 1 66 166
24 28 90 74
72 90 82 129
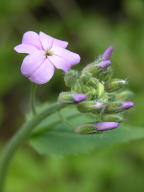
76 121 119 134
101 46 114 60
58 92 87 103
73 94 87 102
120 101 134 110
97 60 112 69
94 122 119 131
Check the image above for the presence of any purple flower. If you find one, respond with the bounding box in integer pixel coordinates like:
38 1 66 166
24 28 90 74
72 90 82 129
101 45 114 60
14 31 80 84
73 94 87 102
120 101 134 110
97 60 112 68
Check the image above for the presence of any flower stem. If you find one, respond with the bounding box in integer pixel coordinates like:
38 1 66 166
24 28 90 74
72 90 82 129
32 112 80 136
30 83 37 116
0 102 66 192
57 111 74 129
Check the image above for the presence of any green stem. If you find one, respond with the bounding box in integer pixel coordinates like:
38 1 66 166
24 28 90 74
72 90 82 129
57 111 74 129
30 83 37 116
32 112 81 136
0 102 66 192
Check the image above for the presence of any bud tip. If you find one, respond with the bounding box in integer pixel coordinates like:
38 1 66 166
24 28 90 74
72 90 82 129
101 45 114 60
73 94 87 102
76 121 119 134
95 121 119 131
121 101 134 110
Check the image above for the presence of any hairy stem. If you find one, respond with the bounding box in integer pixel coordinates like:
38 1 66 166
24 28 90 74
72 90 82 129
30 83 37 116
0 102 65 192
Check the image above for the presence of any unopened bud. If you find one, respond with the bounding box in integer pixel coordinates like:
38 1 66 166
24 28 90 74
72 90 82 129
105 102 123 113
72 79 83 93
101 46 114 60
97 60 112 69
97 82 105 97
94 121 119 131
82 60 111 77
82 64 102 75
76 121 119 134
58 92 87 103
73 94 88 102
77 100 104 113
116 90 133 100
79 73 98 88
103 114 123 122
97 67 113 82
120 101 134 110
75 124 96 134
64 70 79 87
105 79 127 92
105 101 134 113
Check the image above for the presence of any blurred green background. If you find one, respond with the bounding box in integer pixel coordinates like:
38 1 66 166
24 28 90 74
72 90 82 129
0 0 144 191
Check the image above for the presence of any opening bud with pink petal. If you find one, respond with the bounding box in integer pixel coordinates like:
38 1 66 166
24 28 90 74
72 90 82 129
101 45 114 60
76 122 119 134
96 60 112 69
77 100 104 113
105 101 134 113
58 92 87 104
120 101 134 110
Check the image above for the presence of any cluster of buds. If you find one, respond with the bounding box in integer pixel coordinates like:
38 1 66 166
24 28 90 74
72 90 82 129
58 46 134 134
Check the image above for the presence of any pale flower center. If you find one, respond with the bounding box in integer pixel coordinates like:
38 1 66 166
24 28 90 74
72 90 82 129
45 49 53 57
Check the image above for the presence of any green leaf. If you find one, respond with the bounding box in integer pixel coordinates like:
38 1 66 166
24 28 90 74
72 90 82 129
31 105 94 135
30 107 144 155
30 125 144 155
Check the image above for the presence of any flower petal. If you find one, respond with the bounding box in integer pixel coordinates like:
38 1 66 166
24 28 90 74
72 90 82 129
48 55 69 72
49 47 80 72
22 31 42 49
29 58 55 84
101 46 114 60
39 32 68 50
94 122 119 131
53 38 68 49
21 51 45 77
14 44 39 54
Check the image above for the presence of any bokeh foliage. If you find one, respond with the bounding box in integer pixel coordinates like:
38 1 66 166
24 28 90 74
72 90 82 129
0 0 144 191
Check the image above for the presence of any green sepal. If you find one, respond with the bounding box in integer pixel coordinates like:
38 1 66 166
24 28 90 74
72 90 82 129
77 100 104 113
64 70 79 88
105 79 127 92
102 114 124 122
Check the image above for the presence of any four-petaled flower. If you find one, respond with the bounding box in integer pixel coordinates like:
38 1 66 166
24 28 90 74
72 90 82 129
14 31 80 84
